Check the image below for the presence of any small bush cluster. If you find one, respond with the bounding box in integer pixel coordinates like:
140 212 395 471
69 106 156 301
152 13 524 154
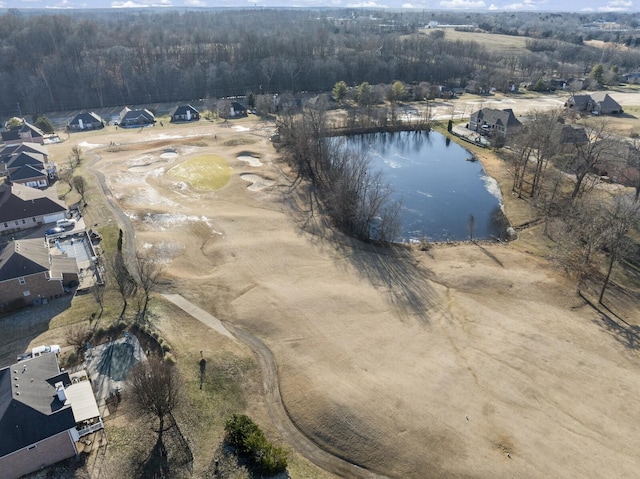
224 414 288 475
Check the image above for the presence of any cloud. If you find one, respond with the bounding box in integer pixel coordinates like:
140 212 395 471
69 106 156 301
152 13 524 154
440 0 486 8
186 0 205 5
598 0 633 11
346 1 389 6
111 0 171 6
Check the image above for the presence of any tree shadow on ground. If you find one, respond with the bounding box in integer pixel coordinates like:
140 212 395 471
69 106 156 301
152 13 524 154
135 414 193 479
580 281 640 351
284 184 437 323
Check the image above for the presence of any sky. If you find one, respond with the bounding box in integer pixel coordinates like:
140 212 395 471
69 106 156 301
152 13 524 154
2 0 639 12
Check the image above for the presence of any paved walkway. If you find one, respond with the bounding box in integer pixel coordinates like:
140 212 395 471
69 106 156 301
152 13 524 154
161 293 237 342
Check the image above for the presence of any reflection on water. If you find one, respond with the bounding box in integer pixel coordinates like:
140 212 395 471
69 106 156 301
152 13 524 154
341 131 508 242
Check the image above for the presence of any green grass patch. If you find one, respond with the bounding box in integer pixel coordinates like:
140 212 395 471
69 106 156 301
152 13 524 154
169 155 232 190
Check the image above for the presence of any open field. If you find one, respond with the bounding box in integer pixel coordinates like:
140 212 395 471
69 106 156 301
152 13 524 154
439 30 531 55
4 92 640 478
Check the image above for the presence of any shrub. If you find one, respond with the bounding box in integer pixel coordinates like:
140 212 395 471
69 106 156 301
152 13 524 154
224 414 288 475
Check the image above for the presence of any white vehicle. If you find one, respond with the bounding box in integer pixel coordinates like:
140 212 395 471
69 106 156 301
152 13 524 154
56 218 77 228
18 344 61 361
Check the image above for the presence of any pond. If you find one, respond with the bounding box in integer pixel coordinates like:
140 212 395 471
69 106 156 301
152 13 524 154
340 131 509 243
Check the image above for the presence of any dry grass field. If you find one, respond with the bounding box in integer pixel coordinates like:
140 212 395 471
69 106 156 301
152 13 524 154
4 92 640 478
438 30 531 55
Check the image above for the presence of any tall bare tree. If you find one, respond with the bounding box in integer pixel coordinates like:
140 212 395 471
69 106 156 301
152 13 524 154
72 175 87 204
132 249 163 322
598 193 640 303
566 119 619 199
128 357 183 470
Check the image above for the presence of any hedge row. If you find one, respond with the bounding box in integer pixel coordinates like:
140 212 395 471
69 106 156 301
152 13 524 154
224 414 288 475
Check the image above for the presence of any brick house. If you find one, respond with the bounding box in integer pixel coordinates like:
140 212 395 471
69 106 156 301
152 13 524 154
468 108 522 138
0 353 103 479
0 238 78 311
1 121 45 145
0 182 67 234
0 142 50 175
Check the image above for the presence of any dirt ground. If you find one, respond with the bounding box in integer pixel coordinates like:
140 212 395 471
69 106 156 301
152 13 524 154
44 97 640 479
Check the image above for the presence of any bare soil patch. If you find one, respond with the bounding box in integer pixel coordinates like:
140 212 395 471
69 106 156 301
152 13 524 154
40 110 640 478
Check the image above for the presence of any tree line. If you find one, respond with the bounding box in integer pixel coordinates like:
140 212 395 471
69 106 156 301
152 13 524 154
3 8 640 119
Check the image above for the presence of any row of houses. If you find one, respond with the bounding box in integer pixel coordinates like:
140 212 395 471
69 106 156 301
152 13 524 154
68 104 204 131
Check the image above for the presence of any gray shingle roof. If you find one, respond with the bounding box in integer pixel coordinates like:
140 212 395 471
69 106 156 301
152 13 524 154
0 183 66 223
0 353 76 457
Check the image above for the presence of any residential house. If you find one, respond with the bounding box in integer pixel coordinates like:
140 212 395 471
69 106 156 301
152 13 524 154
565 92 623 115
230 102 247 117
590 92 623 114
5 151 55 189
0 238 78 310
1 121 45 145
67 112 104 132
170 105 200 123
118 107 155 128
468 108 522 138
0 353 103 479
0 142 50 173
0 182 67 233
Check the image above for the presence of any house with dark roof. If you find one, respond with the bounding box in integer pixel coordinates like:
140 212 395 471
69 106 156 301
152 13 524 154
8 164 49 188
0 183 67 234
1 121 45 145
118 107 156 128
0 143 49 173
468 108 522 138
67 112 104 132
565 92 623 115
0 353 103 479
230 102 247 117
0 238 78 310
170 104 200 123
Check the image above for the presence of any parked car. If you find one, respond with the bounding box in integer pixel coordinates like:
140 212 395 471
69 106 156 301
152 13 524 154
45 226 64 235
57 218 77 228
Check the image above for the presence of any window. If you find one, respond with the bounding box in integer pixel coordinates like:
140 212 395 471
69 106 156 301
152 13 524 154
27 444 37 451
3 223 7 228
22 219 26 224
18 277 26 285
32 217 37 222
15 221 19 226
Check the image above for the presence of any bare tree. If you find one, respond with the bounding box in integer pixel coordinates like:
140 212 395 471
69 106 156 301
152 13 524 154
128 357 183 467
566 119 618 199
598 193 640 303
106 250 137 320
65 323 91 354
72 175 87 204
92 283 106 319
620 137 640 202
70 145 82 169
58 167 74 195
131 249 163 322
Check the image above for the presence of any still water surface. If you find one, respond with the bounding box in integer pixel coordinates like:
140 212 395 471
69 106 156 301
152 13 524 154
341 131 508 242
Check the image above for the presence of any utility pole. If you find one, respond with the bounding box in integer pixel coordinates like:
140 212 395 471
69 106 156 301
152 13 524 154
16 102 21 118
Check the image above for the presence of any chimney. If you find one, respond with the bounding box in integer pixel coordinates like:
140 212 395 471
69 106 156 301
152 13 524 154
55 382 67 401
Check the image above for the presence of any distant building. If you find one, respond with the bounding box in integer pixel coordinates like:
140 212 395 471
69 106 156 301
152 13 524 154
565 92 623 115
118 107 156 128
468 108 522 138
68 112 104 132
1 121 45 146
170 104 200 123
